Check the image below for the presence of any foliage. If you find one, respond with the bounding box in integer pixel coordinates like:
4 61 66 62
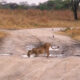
0 0 72 10
0 2 36 9
38 0 71 10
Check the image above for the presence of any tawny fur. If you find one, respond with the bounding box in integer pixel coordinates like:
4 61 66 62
27 43 51 58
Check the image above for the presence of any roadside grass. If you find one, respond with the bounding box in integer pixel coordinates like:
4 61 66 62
0 31 8 42
0 9 80 29
57 28 80 41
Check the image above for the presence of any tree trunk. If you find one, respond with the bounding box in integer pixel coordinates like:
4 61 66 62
73 8 78 20
71 0 79 20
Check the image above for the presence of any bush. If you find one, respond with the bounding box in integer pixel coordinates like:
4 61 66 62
38 0 71 10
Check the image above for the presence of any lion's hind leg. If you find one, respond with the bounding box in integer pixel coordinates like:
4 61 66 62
27 50 32 57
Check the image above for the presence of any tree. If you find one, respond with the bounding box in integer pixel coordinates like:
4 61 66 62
38 0 70 10
47 0 71 10
71 0 80 20
19 1 29 9
49 0 80 20
8 3 18 9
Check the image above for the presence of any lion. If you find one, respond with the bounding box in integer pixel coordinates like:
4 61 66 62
27 43 53 58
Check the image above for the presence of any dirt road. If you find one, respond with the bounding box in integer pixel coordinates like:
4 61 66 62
0 56 80 80
0 28 78 55
0 28 80 80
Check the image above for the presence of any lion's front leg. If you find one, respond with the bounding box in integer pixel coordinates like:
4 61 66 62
46 50 50 58
35 52 39 57
27 50 31 57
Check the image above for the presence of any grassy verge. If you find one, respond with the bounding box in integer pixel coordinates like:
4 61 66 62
0 31 8 42
57 28 80 41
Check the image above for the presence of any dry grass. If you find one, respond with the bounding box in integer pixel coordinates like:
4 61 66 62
0 31 7 42
57 28 80 41
0 9 80 29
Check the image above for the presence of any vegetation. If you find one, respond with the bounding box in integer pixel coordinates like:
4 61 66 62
0 9 80 29
71 0 80 20
57 28 80 41
39 0 71 10
0 0 71 10
0 31 7 42
0 0 80 20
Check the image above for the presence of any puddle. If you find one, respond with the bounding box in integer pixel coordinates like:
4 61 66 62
0 54 11 56
26 45 35 50
21 54 63 58
21 55 28 58
21 54 35 58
